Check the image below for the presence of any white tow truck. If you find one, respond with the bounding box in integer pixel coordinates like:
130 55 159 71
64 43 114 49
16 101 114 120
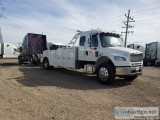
42 30 143 84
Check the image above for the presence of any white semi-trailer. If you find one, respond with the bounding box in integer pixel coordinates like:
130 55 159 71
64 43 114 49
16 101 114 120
144 42 160 66
0 42 19 58
42 30 143 84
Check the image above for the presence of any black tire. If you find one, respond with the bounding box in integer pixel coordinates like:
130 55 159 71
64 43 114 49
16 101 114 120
97 63 115 84
18 57 23 65
43 58 50 70
124 75 138 82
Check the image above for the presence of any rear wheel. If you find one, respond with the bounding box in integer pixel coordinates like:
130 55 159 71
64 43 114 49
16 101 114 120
124 75 138 82
43 58 50 70
97 63 115 84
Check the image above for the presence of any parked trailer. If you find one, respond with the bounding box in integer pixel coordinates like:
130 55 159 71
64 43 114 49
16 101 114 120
0 42 19 58
144 42 160 66
42 30 143 84
18 33 47 65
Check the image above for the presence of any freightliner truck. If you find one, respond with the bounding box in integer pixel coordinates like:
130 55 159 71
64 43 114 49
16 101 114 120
42 30 143 84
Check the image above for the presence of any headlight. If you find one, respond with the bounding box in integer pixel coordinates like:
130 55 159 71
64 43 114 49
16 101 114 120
114 56 126 61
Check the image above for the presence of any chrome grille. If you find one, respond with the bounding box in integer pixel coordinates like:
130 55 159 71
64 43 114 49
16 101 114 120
130 53 143 62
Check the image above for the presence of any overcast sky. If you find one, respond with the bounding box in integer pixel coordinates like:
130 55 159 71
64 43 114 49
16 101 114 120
0 0 160 47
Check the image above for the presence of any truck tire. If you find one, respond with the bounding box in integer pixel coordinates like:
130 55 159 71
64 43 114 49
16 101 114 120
18 57 23 65
124 75 138 82
97 63 115 84
43 58 50 70
30 56 37 65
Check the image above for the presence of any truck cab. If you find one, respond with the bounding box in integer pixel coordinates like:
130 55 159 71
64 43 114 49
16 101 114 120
43 30 143 84
0 42 19 58
18 33 47 65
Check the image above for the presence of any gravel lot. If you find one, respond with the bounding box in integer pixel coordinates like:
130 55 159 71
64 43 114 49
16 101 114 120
0 59 160 120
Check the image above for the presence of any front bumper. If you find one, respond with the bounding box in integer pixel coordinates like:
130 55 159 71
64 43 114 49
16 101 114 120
116 66 143 76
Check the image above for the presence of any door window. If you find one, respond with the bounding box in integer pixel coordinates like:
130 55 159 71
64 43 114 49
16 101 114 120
91 35 98 47
79 36 85 46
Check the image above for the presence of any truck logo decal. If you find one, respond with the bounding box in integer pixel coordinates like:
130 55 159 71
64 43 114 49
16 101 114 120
88 50 95 54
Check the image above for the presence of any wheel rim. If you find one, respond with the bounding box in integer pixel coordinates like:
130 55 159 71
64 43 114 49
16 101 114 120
99 67 109 81
44 60 48 68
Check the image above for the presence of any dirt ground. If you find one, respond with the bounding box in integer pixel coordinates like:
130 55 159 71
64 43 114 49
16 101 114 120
0 59 159 120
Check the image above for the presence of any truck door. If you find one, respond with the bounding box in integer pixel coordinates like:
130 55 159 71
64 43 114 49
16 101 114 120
78 36 86 61
85 34 99 61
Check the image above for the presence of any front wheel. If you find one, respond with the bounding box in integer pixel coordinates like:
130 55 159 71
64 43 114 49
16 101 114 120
97 63 115 85
124 75 138 82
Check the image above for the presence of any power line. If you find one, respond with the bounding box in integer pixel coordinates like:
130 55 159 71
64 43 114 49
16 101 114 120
53 5 160 42
133 6 160 13
134 21 160 26
3 0 15 9
75 6 160 32
67 4 160 32
0 0 15 18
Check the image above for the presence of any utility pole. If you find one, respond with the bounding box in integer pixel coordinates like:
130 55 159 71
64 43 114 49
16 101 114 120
121 10 135 47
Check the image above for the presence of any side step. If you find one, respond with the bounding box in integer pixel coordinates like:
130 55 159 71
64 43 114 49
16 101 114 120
84 64 95 73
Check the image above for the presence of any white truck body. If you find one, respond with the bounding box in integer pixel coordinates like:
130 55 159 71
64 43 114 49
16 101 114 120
43 47 77 68
0 43 19 58
145 42 160 66
42 30 143 84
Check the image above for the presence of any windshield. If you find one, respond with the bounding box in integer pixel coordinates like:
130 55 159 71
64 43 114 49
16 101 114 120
100 33 123 47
